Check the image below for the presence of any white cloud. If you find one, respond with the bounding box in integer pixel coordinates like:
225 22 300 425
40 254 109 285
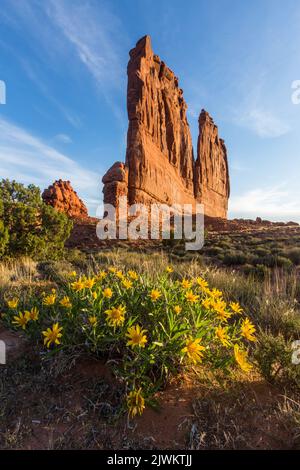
45 0 125 88
3 0 127 125
229 184 300 221
0 117 102 215
54 133 72 144
236 107 290 138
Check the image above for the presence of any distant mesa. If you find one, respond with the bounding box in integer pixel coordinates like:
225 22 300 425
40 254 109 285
42 179 88 219
102 35 230 219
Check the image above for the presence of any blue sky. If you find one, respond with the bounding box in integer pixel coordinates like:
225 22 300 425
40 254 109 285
1 0 300 220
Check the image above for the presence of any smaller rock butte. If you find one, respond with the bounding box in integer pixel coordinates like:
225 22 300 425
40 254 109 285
102 35 230 219
42 179 88 219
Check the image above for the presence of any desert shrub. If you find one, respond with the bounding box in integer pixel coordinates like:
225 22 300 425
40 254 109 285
246 237 262 246
223 251 250 266
285 248 300 265
276 256 293 270
253 247 271 257
2 267 255 418
0 199 9 256
255 332 300 388
204 246 224 256
0 179 73 259
217 240 232 250
252 254 285 268
162 228 182 249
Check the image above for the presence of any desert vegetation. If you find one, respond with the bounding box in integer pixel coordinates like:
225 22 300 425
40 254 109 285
1 179 300 449
1 246 300 449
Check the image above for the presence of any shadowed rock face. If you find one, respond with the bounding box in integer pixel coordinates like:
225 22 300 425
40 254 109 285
102 35 230 218
42 180 88 219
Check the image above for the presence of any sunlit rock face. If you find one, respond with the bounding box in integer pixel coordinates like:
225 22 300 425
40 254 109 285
103 35 230 219
42 179 88 218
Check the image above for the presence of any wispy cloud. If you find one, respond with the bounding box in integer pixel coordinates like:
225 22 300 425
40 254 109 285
0 117 102 215
45 0 126 89
3 0 127 125
54 133 72 144
235 107 290 138
229 184 300 221
229 160 250 173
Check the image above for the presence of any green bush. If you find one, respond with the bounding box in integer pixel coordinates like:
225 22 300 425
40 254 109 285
253 247 271 257
0 199 9 256
255 332 300 388
285 248 300 265
0 179 73 259
276 256 293 270
2 268 255 418
204 245 224 256
223 251 250 266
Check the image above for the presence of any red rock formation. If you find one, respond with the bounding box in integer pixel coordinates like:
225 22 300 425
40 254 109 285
102 35 230 218
194 110 230 218
102 162 128 207
125 35 195 207
42 180 88 219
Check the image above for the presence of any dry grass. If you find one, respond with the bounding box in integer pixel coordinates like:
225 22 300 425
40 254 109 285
0 257 38 287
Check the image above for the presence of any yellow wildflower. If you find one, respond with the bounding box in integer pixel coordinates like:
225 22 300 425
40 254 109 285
128 270 138 280
234 344 252 372
69 271 77 277
12 312 29 330
166 266 174 273
7 298 19 309
92 291 98 300
84 278 95 289
215 326 231 347
42 323 63 348
181 279 193 289
127 388 145 418
150 289 162 302
97 270 107 280
88 315 97 327
105 305 126 327
60 296 72 308
182 337 205 363
25 307 39 321
126 325 148 348
71 280 85 292
196 277 209 289
103 287 113 299
241 318 256 342
210 288 223 298
202 298 212 310
185 291 199 303
43 293 56 306
212 299 231 321
122 279 133 289
230 302 243 314
116 270 124 279
174 305 182 314
108 267 117 273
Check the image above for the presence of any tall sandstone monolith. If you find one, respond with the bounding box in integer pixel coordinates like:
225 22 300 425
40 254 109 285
102 35 230 218
194 110 230 218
